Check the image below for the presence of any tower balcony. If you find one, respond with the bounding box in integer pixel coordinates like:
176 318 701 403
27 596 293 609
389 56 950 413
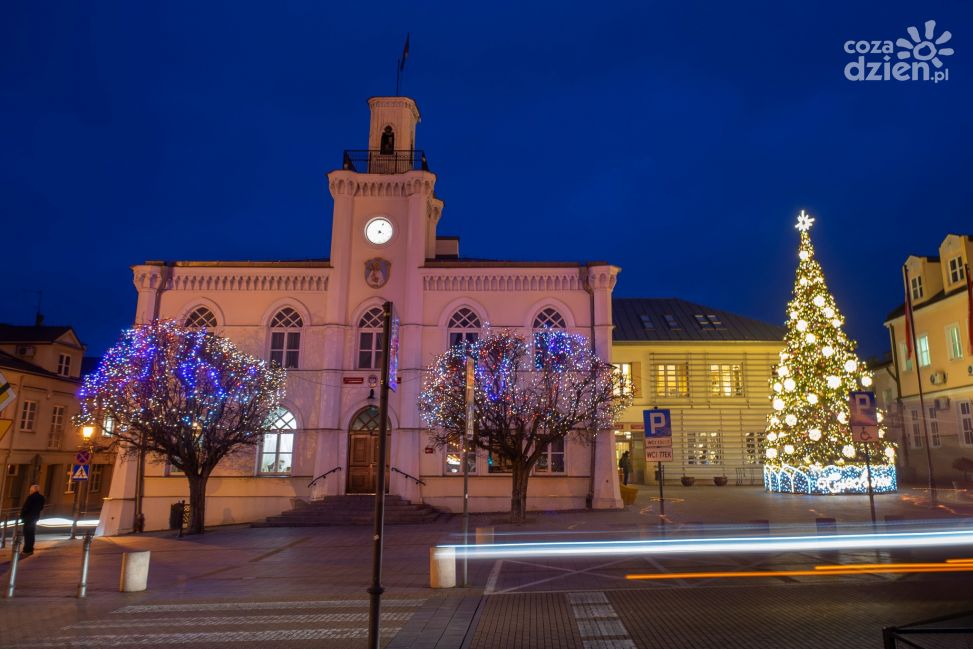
341 149 429 174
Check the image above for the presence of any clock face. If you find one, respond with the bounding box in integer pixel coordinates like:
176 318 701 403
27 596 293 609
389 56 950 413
365 217 394 245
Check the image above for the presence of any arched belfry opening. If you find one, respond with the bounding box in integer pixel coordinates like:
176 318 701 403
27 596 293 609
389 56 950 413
380 125 395 154
346 406 391 494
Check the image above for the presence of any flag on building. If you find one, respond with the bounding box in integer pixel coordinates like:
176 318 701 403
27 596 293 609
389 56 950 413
399 33 410 71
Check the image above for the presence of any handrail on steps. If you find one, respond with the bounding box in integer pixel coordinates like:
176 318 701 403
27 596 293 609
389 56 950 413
391 467 426 486
308 466 342 489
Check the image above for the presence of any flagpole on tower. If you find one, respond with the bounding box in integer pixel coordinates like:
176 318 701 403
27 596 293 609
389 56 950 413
395 33 410 95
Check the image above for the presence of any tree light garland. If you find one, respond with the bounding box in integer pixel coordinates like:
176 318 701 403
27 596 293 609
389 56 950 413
763 212 896 495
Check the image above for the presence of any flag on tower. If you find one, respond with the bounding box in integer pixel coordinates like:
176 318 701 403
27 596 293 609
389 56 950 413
399 33 410 71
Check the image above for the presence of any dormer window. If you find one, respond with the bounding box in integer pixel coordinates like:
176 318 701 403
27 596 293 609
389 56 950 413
56 353 71 377
910 275 924 300
948 256 966 284
663 314 680 330
639 314 654 330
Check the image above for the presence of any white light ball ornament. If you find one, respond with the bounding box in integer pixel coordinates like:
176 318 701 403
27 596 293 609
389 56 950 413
805 333 816 344
842 444 856 458
822 346 834 357
784 444 794 454
812 295 825 307
785 414 798 426
832 319 842 327
796 320 808 332
808 428 822 441
844 359 858 373
827 376 841 389
772 398 785 411
824 307 835 318
767 432 778 442
799 250 809 261
777 366 789 378
837 412 848 424
861 376 872 387
885 447 895 460
773 382 783 393
800 278 809 287
766 448 778 460
784 378 796 391
807 393 818 404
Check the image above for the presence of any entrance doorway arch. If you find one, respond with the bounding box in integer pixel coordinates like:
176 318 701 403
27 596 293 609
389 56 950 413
346 406 391 494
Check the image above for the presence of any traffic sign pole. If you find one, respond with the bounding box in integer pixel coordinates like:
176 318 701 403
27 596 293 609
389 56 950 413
658 461 665 532
863 436 877 531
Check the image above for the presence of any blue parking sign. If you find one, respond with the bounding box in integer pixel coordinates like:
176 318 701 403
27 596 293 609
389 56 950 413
643 409 673 462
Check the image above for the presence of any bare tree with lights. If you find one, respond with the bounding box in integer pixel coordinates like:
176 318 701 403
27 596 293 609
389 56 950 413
78 320 286 534
763 211 897 495
419 329 630 522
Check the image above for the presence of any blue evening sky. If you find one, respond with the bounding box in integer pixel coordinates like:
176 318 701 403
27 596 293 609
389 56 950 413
2 1 970 359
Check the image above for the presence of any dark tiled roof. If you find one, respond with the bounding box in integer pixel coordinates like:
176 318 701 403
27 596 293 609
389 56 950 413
143 259 331 268
613 298 786 342
0 350 79 382
0 324 74 344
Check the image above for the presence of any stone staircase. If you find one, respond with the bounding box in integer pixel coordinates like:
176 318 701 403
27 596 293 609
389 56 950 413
254 494 449 527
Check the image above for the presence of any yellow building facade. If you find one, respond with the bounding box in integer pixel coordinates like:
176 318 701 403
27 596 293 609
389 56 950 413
884 234 973 486
611 299 785 486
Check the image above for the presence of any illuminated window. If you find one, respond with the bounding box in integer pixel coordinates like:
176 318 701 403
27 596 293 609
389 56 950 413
948 256 966 284
185 307 217 329
487 435 513 474
709 364 744 397
960 402 973 446
947 325 963 360
56 353 72 377
917 335 931 368
19 400 37 431
260 408 297 474
357 307 385 370
744 432 765 465
89 464 105 493
47 405 65 449
686 431 722 465
448 308 481 347
270 308 303 369
910 275 924 300
445 437 477 475
102 415 115 438
614 363 633 396
656 364 688 397
535 438 565 473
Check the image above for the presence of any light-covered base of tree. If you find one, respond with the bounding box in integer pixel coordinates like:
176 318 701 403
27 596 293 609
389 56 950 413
764 462 897 495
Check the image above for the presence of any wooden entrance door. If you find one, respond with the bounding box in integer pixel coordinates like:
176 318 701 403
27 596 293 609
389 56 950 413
346 407 390 494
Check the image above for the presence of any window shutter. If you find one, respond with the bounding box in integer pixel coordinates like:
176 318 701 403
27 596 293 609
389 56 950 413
631 362 642 398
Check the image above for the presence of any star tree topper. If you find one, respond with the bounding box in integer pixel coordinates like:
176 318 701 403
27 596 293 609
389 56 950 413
795 210 815 232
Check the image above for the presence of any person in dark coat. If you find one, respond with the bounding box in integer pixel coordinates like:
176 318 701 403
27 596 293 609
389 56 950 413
619 451 632 486
20 484 45 556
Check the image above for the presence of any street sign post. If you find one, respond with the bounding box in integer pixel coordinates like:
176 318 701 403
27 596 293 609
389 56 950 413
71 464 90 481
643 409 673 529
75 449 91 465
461 357 475 587
849 390 879 528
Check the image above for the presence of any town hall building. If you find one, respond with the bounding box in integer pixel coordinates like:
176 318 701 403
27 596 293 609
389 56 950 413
100 96 623 533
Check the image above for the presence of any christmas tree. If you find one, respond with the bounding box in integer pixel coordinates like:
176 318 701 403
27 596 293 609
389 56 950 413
763 211 897 495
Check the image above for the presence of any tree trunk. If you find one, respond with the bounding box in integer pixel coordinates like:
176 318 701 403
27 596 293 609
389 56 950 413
186 473 209 534
509 462 531 523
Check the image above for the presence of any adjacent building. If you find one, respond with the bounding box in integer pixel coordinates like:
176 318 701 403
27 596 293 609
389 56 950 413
610 299 785 486
0 322 113 516
884 234 973 486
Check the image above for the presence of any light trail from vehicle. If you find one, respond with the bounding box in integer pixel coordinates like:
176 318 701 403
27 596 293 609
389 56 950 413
625 558 973 580
442 528 973 560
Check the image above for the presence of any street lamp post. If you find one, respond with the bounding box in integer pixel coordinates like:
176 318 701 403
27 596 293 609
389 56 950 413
69 426 95 540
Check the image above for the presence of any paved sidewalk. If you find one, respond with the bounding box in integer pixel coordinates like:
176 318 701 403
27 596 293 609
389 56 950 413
0 484 969 647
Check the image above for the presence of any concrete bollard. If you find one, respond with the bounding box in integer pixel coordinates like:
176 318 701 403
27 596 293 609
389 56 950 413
429 546 456 589
119 550 151 592
475 526 494 545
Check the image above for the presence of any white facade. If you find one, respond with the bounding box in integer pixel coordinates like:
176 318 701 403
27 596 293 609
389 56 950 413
100 97 622 534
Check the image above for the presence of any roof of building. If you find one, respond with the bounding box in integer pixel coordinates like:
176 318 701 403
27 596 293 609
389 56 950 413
884 283 970 322
0 349 80 382
613 298 786 342
143 259 332 268
0 323 76 344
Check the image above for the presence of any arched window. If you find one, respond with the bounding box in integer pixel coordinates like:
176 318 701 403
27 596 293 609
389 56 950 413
448 307 481 348
532 307 566 329
260 407 297 474
270 307 303 369
380 125 395 154
357 307 385 369
185 307 217 329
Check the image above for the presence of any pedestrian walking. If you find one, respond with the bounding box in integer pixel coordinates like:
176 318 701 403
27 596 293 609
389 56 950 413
619 451 631 486
20 484 45 557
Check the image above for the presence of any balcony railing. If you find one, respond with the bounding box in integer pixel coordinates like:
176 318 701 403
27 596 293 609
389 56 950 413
342 149 428 174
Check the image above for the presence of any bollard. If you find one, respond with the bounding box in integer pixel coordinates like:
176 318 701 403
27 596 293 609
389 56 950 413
77 530 93 598
475 526 494 546
429 546 456 589
119 550 151 592
5 533 22 598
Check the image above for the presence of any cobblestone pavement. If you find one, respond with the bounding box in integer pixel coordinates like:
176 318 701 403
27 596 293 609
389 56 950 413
1 485 971 647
